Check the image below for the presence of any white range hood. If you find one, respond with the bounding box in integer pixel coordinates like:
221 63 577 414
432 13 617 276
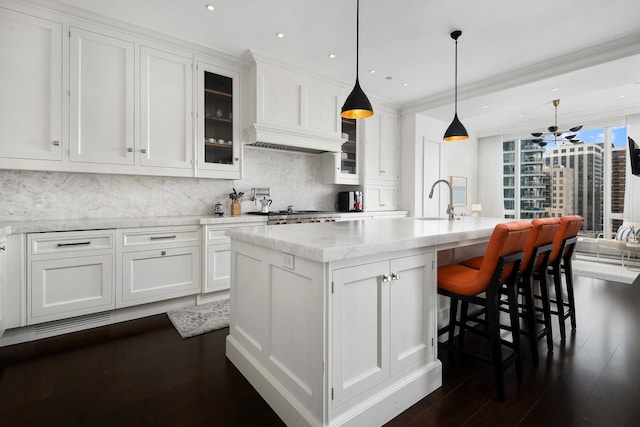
242 52 346 154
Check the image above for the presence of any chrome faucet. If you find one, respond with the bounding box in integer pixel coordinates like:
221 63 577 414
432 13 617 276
428 179 455 220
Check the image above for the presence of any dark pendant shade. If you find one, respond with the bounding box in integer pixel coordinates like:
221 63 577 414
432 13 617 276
342 78 373 119
443 113 469 141
341 0 373 119
443 30 468 141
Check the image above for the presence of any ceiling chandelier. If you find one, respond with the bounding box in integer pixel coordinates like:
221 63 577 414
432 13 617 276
531 99 582 147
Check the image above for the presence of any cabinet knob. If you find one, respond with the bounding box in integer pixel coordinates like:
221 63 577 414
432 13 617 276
381 274 391 283
0 246 5 251
234 157 239 161
391 272 400 281
141 148 147 154
51 141 60 147
127 147 133 152
161 250 167 256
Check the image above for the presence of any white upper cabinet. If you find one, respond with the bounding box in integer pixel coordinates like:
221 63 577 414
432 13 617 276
243 52 344 153
364 109 400 183
196 60 242 179
0 8 62 161
140 45 194 170
69 26 135 165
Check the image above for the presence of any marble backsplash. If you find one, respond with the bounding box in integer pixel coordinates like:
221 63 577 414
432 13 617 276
0 147 347 222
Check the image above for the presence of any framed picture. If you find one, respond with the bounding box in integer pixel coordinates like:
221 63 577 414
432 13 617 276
450 176 467 206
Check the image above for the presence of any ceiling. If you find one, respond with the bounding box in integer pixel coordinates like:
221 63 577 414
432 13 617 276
39 0 640 137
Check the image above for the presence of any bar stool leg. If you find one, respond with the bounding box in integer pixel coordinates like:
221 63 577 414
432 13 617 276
552 263 567 341
459 301 469 347
538 271 554 352
563 255 577 331
485 284 505 401
521 275 539 364
505 283 523 381
447 298 458 346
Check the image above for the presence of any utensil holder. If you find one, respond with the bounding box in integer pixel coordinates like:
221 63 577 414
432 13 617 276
231 201 241 216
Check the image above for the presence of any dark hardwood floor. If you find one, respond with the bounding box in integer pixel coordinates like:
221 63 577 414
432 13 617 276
1 273 640 426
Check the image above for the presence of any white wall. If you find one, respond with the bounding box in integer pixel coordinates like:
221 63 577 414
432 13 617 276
400 112 478 218
0 147 341 221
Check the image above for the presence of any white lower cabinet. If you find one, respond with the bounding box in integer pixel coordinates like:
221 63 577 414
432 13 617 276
117 226 200 307
27 230 116 324
331 251 435 408
203 222 260 293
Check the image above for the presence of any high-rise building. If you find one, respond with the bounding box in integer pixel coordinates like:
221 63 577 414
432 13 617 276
503 139 548 219
543 165 574 218
544 143 603 234
610 146 627 235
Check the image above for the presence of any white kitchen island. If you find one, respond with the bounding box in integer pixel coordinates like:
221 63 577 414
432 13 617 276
225 217 504 427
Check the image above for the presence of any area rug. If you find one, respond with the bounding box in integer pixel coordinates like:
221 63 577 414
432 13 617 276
167 298 229 339
572 259 639 285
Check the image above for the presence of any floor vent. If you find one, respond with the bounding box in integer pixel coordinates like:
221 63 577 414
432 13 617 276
34 312 112 336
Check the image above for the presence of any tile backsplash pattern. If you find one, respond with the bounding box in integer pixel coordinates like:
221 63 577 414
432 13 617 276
0 147 343 222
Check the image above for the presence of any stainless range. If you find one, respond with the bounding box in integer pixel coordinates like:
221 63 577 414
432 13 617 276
247 210 339 225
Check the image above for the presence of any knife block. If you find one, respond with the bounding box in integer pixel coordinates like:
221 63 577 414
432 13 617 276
230 201 241 216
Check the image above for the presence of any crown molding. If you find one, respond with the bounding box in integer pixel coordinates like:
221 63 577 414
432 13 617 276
402 31 640 116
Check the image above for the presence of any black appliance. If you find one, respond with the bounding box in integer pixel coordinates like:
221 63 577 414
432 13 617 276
338 191 363 212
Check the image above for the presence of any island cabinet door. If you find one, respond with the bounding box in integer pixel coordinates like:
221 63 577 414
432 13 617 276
331 260 390 408
389 252 435 376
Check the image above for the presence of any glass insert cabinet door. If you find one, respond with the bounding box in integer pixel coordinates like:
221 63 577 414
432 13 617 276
197 62 241 178
341 118 357 176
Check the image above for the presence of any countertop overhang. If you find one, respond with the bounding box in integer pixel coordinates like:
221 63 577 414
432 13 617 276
226 217 507 263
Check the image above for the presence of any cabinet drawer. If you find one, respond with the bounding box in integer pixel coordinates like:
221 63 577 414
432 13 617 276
29 230 114 256
207 228 231 245
29 254 114 324
120 226 200 248
119 245 200 307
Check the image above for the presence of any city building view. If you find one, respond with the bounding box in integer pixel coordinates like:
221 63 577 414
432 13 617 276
502 126 628 237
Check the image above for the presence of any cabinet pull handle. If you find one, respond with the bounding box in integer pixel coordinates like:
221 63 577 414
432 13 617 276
381 274 391 283
56 241 91 247
150 235 177 240
51 141 60 147
391 272 400 281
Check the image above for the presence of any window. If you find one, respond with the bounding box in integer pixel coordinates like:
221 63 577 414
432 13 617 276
501 126 627 236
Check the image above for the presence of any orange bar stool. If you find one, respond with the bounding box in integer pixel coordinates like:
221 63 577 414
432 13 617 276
437 220 532 401
544 215 584 341
460 217 560 364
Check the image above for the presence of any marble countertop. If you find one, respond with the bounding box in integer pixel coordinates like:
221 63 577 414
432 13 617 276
226 216 506 263
0 214 268 234
0 211 405 234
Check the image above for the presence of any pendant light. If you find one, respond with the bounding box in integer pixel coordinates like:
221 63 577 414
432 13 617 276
443 30 468 141
341 0 373 119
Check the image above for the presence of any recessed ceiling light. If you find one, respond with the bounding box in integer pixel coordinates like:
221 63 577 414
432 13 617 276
369 69 376 74
403 82 408 86
482 105 488 108
551 87 559 92
206 4 214 11
276 32 284 38
620 94 625 98
328 53 336 59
